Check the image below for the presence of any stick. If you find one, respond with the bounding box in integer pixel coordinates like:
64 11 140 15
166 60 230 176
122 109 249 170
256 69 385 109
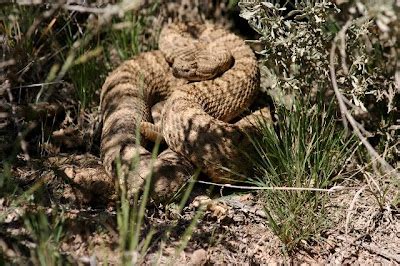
329 20 399 178
196 180 346 193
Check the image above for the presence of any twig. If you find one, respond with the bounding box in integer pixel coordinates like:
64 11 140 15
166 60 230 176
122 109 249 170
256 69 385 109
0 59 16 69
329 21 399 178
340 94 367 114
11 81 64 89
340 95 372 137
330 20 352 133
341 142 400 184
63 1 144 15
337 235 400 263
360 242 400 263
26 1 62 39
338 20 352 75
196 180 346 193
336 140 362 179
340 95 373 137
345 186 365 234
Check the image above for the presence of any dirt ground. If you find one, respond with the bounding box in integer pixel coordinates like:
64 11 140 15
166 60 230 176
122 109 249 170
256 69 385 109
1 161 399 264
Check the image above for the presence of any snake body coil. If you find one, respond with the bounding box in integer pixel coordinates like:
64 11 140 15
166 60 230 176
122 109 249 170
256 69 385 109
100 23 266 201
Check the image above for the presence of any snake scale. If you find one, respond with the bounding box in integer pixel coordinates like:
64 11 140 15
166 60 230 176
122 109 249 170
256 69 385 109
100 22 269 201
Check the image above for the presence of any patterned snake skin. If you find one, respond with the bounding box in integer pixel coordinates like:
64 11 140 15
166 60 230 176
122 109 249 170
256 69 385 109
100 22 269 201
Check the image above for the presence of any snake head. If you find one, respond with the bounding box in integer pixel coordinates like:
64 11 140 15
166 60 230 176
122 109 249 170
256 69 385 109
172 48 233 81
172 58 202 81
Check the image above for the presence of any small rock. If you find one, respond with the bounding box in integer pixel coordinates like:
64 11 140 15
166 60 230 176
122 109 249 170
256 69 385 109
189 249 207 265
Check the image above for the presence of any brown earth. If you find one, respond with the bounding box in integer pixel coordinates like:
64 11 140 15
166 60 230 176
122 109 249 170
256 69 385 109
2 160 399 264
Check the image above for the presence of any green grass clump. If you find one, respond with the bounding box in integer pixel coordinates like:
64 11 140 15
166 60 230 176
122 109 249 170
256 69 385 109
2 2 159 110
67 2 159 109
23 209 65 265
114 137 200 264
115 148 156 265
251 99 355 252
68 47 106 109
109 5 159 61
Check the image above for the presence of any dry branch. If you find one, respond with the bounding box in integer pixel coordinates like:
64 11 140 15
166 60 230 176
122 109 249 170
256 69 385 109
329 19 399 179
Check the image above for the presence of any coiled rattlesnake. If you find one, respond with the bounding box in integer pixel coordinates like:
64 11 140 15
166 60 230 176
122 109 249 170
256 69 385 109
100 22 269 201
